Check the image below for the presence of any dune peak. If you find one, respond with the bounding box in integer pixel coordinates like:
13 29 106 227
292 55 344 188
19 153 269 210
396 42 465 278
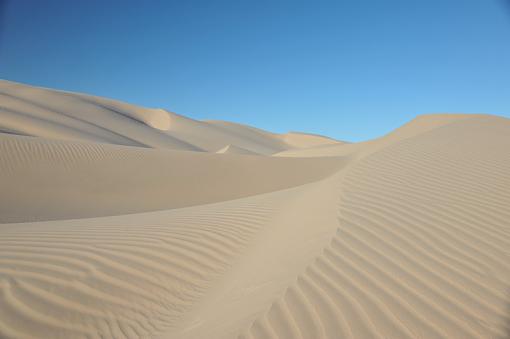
145 108 172 131
216 144 260 155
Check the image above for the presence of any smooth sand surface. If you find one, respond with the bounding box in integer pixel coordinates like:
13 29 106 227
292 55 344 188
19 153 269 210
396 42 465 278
1 81 509 339
0 80 339 155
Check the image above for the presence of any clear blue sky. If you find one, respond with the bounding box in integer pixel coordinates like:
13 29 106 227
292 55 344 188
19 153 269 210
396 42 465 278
1 0 509 141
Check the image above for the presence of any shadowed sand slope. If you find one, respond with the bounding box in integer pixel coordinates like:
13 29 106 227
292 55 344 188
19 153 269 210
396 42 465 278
0 82 509 339
0 133 345 223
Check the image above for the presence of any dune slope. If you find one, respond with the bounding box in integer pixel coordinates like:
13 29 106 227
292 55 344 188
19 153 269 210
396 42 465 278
0 83 509 339
0 133 344 223
0 80 341 154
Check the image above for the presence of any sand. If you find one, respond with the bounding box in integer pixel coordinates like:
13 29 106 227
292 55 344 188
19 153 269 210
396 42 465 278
0 80 509 339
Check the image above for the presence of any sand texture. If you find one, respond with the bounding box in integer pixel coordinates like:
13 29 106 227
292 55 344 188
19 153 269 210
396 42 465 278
0 81 509 338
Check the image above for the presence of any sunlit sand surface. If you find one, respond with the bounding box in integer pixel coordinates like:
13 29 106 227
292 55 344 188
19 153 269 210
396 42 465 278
1 80 509 338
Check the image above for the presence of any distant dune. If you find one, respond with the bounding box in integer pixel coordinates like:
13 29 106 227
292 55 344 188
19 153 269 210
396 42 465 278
216 144 261 155
0 80 509 339
0 80 340 154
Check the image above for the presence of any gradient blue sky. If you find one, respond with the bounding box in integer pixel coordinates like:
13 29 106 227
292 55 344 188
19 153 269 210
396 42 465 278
1 0 509 141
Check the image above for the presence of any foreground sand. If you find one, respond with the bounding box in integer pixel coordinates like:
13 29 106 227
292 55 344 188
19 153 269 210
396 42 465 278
0 81 509 338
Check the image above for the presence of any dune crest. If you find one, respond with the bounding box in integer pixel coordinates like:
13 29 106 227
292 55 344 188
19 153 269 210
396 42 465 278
143 108 172 131
0 81 509 339
0 80 341 154
216 144 260 155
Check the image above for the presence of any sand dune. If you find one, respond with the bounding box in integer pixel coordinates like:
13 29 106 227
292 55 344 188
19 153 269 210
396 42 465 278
0 133 344 223
216 144 261 155
0 82 509 338
0 80 340 154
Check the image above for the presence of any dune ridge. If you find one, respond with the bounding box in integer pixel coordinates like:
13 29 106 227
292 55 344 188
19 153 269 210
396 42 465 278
231 116 510 339
0 81 509 339
0 196 281 338
0 132 345 223
216 144 260 155
0 80 341 154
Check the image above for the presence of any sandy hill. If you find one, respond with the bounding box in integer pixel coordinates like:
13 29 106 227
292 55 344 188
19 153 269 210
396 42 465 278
0 80 341 155
0 81 509 339
0 133 344 222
